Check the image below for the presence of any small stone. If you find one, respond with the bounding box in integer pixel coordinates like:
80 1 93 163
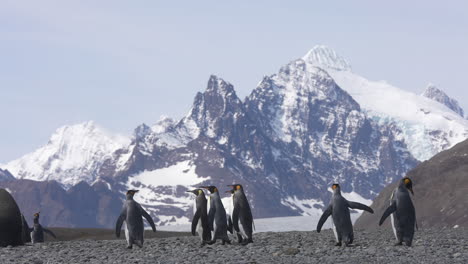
283 247 300 255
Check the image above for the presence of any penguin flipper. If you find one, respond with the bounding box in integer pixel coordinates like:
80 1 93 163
115 209 126 237
232 206 240 232
43 228 57 239
317 205 332 233
141 208 156 232
347 201 374 214
379 202 396 226
191 210 201 236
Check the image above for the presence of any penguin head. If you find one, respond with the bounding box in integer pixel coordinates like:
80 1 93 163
331 183 341 194
227 184 243 192
33 212 40 223
186 189 204 196
402 177 414 195
199 186 218 194
126 189 139 199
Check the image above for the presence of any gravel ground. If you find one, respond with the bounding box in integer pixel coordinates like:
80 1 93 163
0 228 466 264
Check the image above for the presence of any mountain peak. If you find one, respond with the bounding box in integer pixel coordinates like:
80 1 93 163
422 83 464 117
302 45 351 71
205 75 236 96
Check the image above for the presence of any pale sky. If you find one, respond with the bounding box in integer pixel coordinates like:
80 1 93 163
0 0 467 163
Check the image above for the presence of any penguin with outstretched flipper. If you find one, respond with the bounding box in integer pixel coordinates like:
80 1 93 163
115 190 156 249
317 184 374 247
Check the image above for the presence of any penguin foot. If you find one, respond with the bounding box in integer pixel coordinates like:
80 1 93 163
335 242 342 247
221 239 231 245
126 245 133 249
206 240 216 245
394 242 403 246
404 241 412 247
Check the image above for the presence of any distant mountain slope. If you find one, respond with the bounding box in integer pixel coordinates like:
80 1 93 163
0 168 14 181
422 83 465 118
0 179 122 228
4 121 130 188
355 138 468 229
306 46 468 161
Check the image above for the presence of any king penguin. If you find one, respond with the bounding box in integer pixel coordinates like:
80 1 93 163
227 184 254 245
317 184 374 246
187 189 211 246
115 190 156 249
0 188 23 247
200 186 230 245
379 177 416 246
30 212 57 244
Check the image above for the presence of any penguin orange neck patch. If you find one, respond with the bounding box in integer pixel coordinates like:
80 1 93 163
404 178 411 185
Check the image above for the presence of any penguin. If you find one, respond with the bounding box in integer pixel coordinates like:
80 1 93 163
199 186 230 245
30 212 57 244
115 190 156 249
0 188 24 247
187 189 211 246
227 184 254 245
317 184 374 247
379 177 416 246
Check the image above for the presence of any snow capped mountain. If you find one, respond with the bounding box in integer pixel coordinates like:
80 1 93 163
302 45 351 71
303 45 468 160
2 46 465 228
3 121 130 188
422 83 465 118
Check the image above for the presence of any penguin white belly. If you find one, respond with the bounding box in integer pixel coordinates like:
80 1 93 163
124 222 130 245
390 214 398 241
332 222 339 242
196 220 203 241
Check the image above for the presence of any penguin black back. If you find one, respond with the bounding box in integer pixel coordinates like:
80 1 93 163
0 189 23 247
228 184 254 245
187 189 211 245
379 177 416 246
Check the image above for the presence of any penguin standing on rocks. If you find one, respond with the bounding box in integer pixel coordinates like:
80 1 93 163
379 177 417 246
317 184 374 246
30 212 57 244
187 189 211 246
115 190 156 249
227 184 254 245
200 186 230 245
0 189 23 247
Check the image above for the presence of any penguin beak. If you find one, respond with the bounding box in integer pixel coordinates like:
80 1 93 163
409 187 414 195
199 186 208 189
186 190 197 195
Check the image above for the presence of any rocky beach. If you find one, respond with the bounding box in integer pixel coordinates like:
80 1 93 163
0 228 466 264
